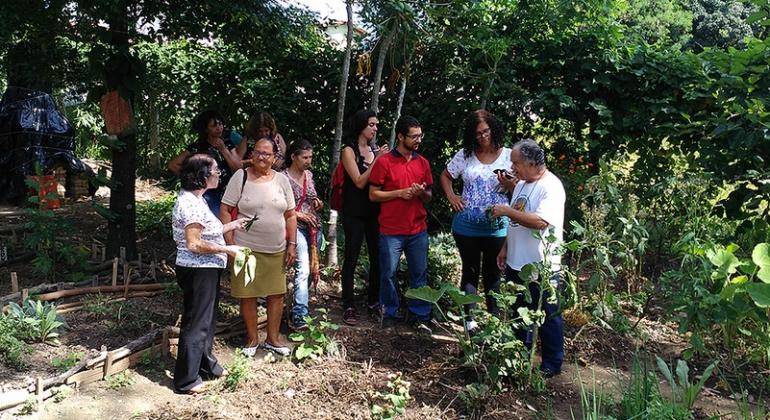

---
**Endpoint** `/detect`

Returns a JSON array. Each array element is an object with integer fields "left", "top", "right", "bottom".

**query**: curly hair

[
  {"left": 462, "top": 110, "right": 504, "bottom": 159},
  {"left": 512, "top": 139, "right": 545, "bottom": 167},
  {"left": 180, "top": 153, "right": 215, "bottom": 191},
  {"left": 343, "top": 109, "right": 377, "bottom": 148},
  {"left": 191, "top": 110, "right": 224, "bottom": 144}
]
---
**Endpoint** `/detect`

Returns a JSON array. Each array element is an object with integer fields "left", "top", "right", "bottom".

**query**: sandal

[
  {"left": 262, "top": 341, "right": 291, "bottom": 357},
  {"left": 242, "top": 345, "right": 258, "bottom": 358},
  {"left": 186, "top": 382, "right": 208, "bottom": 395},
  {"left": 343, "top": 307, "right": 358, "bottom": 326}
]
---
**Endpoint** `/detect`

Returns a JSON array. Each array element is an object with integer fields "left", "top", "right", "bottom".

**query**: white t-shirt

[
  {"left": 172, "top": 190, "right": 227, "bottom": 268},
  {"left": 505, "top": 171, "right": 565, "bottom": 272}
]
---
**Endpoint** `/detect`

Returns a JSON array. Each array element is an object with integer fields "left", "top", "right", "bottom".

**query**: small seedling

[
  {"left": 222, "top": 352, "right": 252, "bottom": 391},
  {"left": 370, "top": 373, "right": 411, "bottom": 420},
  {"left": 51, "top": 351, "right": 84, "bottom": 371},
  {"left": 52, "top": 385, "right": 73, "bottom": 403},
  {"left": 106, "top": 371, "right": 134, "bottom": 389},
  {"left": 289, "top": 308, "right": 339, "bottom": 362}
]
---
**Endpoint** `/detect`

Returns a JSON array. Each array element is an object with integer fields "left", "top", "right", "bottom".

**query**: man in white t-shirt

[{"left": 490, "top": 138, "right": 565, "bottom": 378}]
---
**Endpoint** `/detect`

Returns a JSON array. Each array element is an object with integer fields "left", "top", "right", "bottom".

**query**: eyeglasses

[
  {"left": 476, "top": 128, "right": 491, "bottom": 139},
  {"left": 406, "top": 133, "right": 424, "bottom": 141},
  {"left": 253, "top": 151, "right": 275, "bottom": 159},
  {"left": 211, "top": 168, "right": 222, "bottom": 176}
]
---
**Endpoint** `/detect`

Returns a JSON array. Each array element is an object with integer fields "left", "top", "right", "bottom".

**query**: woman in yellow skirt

[{"left": 221, "top": 137, "right": 297, "bottom": 356}]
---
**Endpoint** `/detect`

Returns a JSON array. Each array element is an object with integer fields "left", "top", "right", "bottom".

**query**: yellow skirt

[{"left": 230, "top": 251, "right": 286, "bottom": 298}]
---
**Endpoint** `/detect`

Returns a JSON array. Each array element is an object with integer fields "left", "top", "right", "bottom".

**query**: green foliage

[
  {"left": 24, "top": 174, "right": 85, "bottom": 280},
  {"left": 136, "top": 193, "right": 176, "bottom": 234},
  {"left": 81, "top": 293, "right": 114, "bottom": 317},
  {"left": 655, "top": 356, "right": 719, "bottom": 412},
  {"left": 619, "top": 0, "right": 693, "bottom": 46},
  {"left": 427, "top": 232, "right": 461, "bottom": 285},
  {"left": 51, "top": 385, "right": 73, "bottom": 403},
  {"left": 6, "top": 299, "right": 66, "bottom": 343},
  {"left": 16, "top": 397, "right": 38, "bottom": 416},
  {"left": 570, "top": 369, "right": 614, "bottom": 420},
  {"left": 222, "top": 352, "right": 252, "bottom": 392},
  {"left": 106, "top": 371, "right": 134, "bottom": 389},
  {"left": 370, "top": 372, "right": 412, "bottom": 420},
  {"left": 288, "top": 308, "right": 340, "bottom": 361},
  {"left": 0, "top": 314, "right": 28, "bottom": 369},
  {"left": 663, "top": 242, "right": 770, "bottom": 364},
  {"left": 688, "top": 0, "right": 759, "bottom": 50},
  {"left": 136, "top": 349, "right": 164, "bottom": 373},
  {"left": 618, "top": 355, "right": 691, "bottom": 419},
  {"left": 51, "top": 351, "right": 84, "bottom": 371}
]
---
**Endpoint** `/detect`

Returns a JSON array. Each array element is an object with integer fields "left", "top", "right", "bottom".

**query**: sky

[{"left": 289, "top": 0, "right": 351, "bottom": 20}]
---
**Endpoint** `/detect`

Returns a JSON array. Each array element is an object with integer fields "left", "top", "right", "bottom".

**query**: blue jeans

[
  {"left": 506, "top": 266, "right": 564, "bottom": 373},
  {"left": 291, "top": 229, "right": 311, "bottom": 325},
  {"left": 379, "top": 231, "right": 430, "bottom": 321}
]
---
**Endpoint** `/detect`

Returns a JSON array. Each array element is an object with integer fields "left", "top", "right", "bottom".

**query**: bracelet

[{"left": 287, "top": 241, "right": 297, "bottom": 246}]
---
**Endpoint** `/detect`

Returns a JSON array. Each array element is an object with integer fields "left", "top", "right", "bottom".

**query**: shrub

[
  {"left": 136, "top": 193, "right": 176, "bottom": 234},
  {"left": 289, "top": 308, "right": 340, "bottom": 362},
  {"left": 0, "top": 315, "right": 28, "bottom": 369},
  {"left": 6, "top": 299, "right": 67, "bottom": 343}
]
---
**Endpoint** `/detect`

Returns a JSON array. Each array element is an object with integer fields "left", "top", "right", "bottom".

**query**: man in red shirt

[{"left": 369, "top": 116, "right": 434, "bottom": 335}]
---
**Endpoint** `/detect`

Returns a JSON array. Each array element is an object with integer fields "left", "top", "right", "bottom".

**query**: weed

[
  {"left": 222, "top": 352, "right": 252, "bottom": 391},
  {"left": 289, "top": 308, "right": 340, "bottom": 361},
  {"left": 16, "top": 397, "right": 38, "bottom": 415},
  {"left": 52, "top": 385, "right": 73, "bottom": 403},
  {"left": 51, "top": 351, "right": 84, "bottom": 371},
  {"left": 570, "top": 369, "right": 613, "bottom": 420},
  {"left": 370, "top": 373, "right": 411, "bottom": 420},
  {"left": 137, "top": 349, "right": 164, "bottom": 373},
  {"left": 136, "top": 193, "right": 176, "bottom": 234},
  {"left": 0, "top": 314, "right": 28, "bottom": 369},
  {"left": 655, "top": 356, "right": 718, "bottom": 412},
  {"left": 217, "top": 301, "right": 240, "bottom": 319},
  {"left": 106, "top": 371, "right": 135, "bottom": 389},
  {"left": 81, "top": 293, "right": 113, "bottom": 317}
]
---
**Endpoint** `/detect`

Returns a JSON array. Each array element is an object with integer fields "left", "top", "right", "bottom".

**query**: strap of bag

[{"left": 234, "top": 169, "right": 247, "bottom": 209}]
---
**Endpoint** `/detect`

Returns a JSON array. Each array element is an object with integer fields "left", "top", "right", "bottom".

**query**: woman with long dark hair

[
  {"left": 245, "top": 111, "right": 287, "bottom": 170},
  {"left": 168, "top": 110, "right": 247, "bottom": 215},
  {"left": 339, "top": 110, "right": 389, "bottom": 325},
  {"left": 282, "top": 139, "right": 323, "bottom": 330},
  {"left": 439, "top": 110, "right": 516, "bottom": 332}
]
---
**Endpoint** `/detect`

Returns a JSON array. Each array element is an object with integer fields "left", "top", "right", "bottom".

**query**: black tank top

[{"left": 342, "top": 145, "right": 380, "bottom": 217}]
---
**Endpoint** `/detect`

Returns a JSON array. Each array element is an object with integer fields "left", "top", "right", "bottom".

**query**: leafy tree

[
  {"left": 619, "top": 0, "right": 692, "bottom": 46},
  {"left": 688, "top": 0, "right": 758, "bottom": 51}
]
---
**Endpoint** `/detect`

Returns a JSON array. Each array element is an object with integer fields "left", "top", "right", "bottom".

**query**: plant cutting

[{"left": 233, "top": 248, "right": 257, "bottom": 286}]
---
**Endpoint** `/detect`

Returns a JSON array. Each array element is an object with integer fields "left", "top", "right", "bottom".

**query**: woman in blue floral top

[{"left": 439, "top": 110, "right": 517, "bottom": 332}]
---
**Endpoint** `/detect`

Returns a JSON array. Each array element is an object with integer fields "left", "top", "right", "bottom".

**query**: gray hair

[{"left": 512, "top": 139, "right": 545, "bottom": 167}]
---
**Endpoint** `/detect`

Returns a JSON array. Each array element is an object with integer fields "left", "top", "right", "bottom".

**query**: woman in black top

[
  {"left": 339, "top": 110, "right": 389, "bottom": 325},
  {"left": 168, "top": 110, "right": 247, "bottom": 215}
]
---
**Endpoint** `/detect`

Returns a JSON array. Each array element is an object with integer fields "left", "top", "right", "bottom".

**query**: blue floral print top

[{"left": 446, "top": 147, "right": 512, "bottom": 237}]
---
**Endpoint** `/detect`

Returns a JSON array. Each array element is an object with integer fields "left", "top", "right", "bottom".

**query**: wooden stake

[
  {"left": 138, "top": 254, "right": 142, "bottom": 270},
  {"left": 119, "top": 247, "right": 126, "bottom": 263},
  {"left": 35, "top": 377, "right": 43, "bottom": 401},
  {"left": 111, "top": 258, "right": 118, "bottom": 287},
  {"left": 92, "top": 275, "right": 98, "bottom": 287},
  {"left": 149, "top": 261, "right": 156, "bottom": 280},
  {"left": 10, "top": 272, "right": 18, "bottom": 293},
  {"left": 91, "top": 241, "right": 98, "bottom": 260},
  {"left": 101, "top": 247, "right": 106, "bottom": 262},
  {"left": 161, "top": 329, "right": 169, "bottom": 358},
  {"left": 103, "top": 353, "right": 114, "bottom": 379},
  {"left": 20, "top": 288, "right": 28, "bottom": 302}
]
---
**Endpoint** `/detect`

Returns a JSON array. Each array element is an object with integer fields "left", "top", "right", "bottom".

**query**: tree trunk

[
  {"left": 369, "top": 24, "right": 397, "bottom": 114},
  {"left": 326, "top": 0, "right": 355, "bottom": 267},
  {"left": 388, "top": 70, "right": 408, "bottom": 148},
  {"left": 104, "top": 7, "right": 138, "bottom": 260},
  {"left": 149, "top": 97, "right": 160, "bottom": 174}
]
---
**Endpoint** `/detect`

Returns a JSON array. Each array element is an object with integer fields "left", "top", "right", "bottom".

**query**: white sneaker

[{"left": 465, "top": 320, "right": 478, "bottom": 332}]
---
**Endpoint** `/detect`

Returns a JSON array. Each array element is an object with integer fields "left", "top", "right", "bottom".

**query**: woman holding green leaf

[
  {"left": 171, "top": 154, "right": 248, "bottom": 394},
  {"left": 220, "top": 138, "right": 298, "bottom": 357}
]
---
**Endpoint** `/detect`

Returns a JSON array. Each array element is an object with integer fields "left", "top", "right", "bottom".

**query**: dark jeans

[
  {"left": 174, "top": 266, "right": 225, "bottom": 392},
  {"left": 341, "top": 213, "right": 380, "bottom": 309},
  {"left": 453, "top": 233, "right": 505, "bottom": 318},
  {"left": 506, "top": 266, "right": 564, "bottom": 373}
]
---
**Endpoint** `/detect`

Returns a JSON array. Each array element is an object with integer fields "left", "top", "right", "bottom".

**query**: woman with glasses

[
  {"left": 339, "top": 109, "right": 390, "bottom": 325},
  {"left": 245, "top": 111, "right": 287, "bottom": 170},
  {"left": 171, "top": 154, "right": 247, "bottom": 394},
  {"left": 439, "top": 110, "right": 516, "bottom": 332},
  {"left": 220, "top": 138, "right": 298, "bottom": 356},
  {"left": 168, "top": 110, "right": 247, "bottom": 215}
]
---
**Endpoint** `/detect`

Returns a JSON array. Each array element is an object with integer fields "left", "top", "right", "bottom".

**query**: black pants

[
  {"left": 174, "top": 266, "right": 225, "bottom": 393},
  {"left": 341, "top": 213, "right": 380, "bottom": 309},
  {"left": 453, "top": 233, "right": 505, "bottom": 317}
]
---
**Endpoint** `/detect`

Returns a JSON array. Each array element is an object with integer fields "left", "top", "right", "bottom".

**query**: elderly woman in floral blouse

[{"left": 171, "top": 153, "right": 246, "bottom": 394}]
